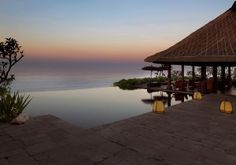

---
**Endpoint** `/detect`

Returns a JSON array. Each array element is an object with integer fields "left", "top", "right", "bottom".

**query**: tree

[
  {"left": 0, "top": 38, "right": 30, "bottom": 123},
  {"left": 0, "top": 38, "right": 24, "bottom": 85}
]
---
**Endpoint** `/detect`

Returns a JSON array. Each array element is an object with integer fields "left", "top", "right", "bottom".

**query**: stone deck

[{"left": 1, "top": 94, "right": 236, "bottom": 165}]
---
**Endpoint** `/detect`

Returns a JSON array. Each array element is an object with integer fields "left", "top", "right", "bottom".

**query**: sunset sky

[{"left": 0, "top": 0, "right": 234, "bottom": 63}]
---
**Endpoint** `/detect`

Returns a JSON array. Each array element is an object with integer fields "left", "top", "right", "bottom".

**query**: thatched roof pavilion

[
  {"left": 145, "top": 2, "right": 236, "bottom": 65},
  {"left": 145, "top": 1, "right": 236, "bottom": 93}
]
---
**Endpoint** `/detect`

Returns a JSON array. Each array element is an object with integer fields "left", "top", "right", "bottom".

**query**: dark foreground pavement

[{"left": 1, "top": 94, "right": 236, "bottom": 165}]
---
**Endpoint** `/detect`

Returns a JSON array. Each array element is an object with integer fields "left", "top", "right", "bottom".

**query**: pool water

[{"left": 25, "top": 87, "right": 191, "bottom": 128}]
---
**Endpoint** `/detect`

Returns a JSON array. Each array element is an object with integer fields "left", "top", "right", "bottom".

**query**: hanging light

[
  {"left": 153, "top": 101, "right": 165, "bottom": 113},
  {"left": 220, "top": 100, "right": 233, "bottom": 114},
  {"left": 193, "top": 92, "right": 203, "bottom": 100}
]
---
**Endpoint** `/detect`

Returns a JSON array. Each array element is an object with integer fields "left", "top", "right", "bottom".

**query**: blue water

[
  {"left": 24, "top": 87, "right": 152, "bottom": 128},
  {"left": 9, "top": 62, "right": 151, "bottom": 128},
  {"left": 11, "top": 61, "right": 148, "bottom": 92},
  {"left": 10, "top": 62, "right": 190, "bottom": 128}
]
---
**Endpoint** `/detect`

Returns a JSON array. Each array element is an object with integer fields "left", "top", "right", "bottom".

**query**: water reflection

[
  {"left": 25, "top": 87, "right": 152, "bottom": 128},
  {"left": 24, "top": 87, "right": 192, "bottom": 128},
  {"left": 141, "top": 91, "right": 192, "bottom": 107}
]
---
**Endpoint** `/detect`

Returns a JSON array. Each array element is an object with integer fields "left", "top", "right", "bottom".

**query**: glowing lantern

[
  {"left": 153, "top": 101, "right": 165, "bottom": 113},
  {"left": 193, "top": 92, "right": 203, "bottom": 100},
  {"left": 220, "top": 100, "right": 233, "bottom": 114}
]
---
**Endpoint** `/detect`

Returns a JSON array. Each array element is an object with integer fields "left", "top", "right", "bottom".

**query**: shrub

[
  {"left": 0, "top": 89, "right": 31, "bottom": 122},
  {"left": 113, "top": 77, "right": 168, "bottom": 90}
]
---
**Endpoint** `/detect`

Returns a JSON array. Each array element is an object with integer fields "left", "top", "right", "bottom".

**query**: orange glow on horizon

[
  {"left": 23, "top": 38, "right": 171, "bottom": 62},
  {"left": 1, "top": 0, "right": 232, "bottom": 63}
]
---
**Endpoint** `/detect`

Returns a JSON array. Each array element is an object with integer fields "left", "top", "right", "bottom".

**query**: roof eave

[{"left": 147, "top": 56, "right": 236, "bottom": 65}]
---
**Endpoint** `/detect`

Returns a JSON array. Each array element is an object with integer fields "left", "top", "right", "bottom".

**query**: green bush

[
  {"left": 113, "top": 77, "right": 168, "bottom": 90},
  {"left": 0, "top": 91, "right": 31, "bottom": 122}
]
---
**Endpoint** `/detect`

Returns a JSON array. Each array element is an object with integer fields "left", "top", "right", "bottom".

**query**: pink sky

[{"left": 1, "top": 0, "right": 233, "bottom": 63}]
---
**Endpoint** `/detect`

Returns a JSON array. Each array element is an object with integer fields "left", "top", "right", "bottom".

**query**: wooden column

[
  {"left": 228, "top": 66, "right": 231, "bottom": 78},
  {"left": 200, "top": 66, "right": 207, "bottom": 94},
  {"left": 213, "top": 66, "right": 218, "bottom": 92},
  {"left": 167, "top": 64, "right": 172, "bottom": 106},
  {"left": 149, "top": 70, "right": 152, "bottom": 85},
  {"left": 192, "top": 66, "right": 195, "bottom": 81},
  {"left": 167, "top": 93, "right": 171, "bottom": 107},
  {"left": 167, "top": 64, "right": 172, "bottom": 90},
  {"left": 221, "top": 66, "right": 226, "bottom": 91},
  {"left": 228, "top": 66, "right": 232, "bottom": 89},
  {"left": 201, "top": 66, "right": 206, "bottom": 80},
  {"left": 181, "top": 65, "right": 184, "bottom": 81}
]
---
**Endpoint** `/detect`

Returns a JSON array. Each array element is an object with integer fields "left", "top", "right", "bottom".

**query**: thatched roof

[{"left": 145, "top": 2, "right": 236, "bottom": 65}]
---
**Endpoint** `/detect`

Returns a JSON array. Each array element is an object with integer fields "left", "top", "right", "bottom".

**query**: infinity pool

[{"left": 24, "top": 87, "right": 190, "bottom": 128}]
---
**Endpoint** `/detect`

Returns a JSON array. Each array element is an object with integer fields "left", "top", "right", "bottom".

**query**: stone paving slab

[{"left": 0, "top": 94, "right": 236, "bottom": 164}]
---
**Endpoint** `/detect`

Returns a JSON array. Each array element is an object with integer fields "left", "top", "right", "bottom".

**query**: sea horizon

[
  {"left": 11, "top": 59, "right": 195, "bottom": 92},
  {"left": 11, "top": 60, "right": 149, "bottom": 92}
]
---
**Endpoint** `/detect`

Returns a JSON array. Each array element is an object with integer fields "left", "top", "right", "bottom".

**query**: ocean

[{"left": 11, "top": 61, "right": 148, "bottom": 92}]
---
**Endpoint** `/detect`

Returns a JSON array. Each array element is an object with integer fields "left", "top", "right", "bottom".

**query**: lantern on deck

[
  {"left": 193, "top": 92, "right": 203, "bottom": 100},
  {"left": 153, "top": 101, "right": 165, "bottom": 113},
  {"left": 220, "top": 100, "right": 233, "bottom": 114}
]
